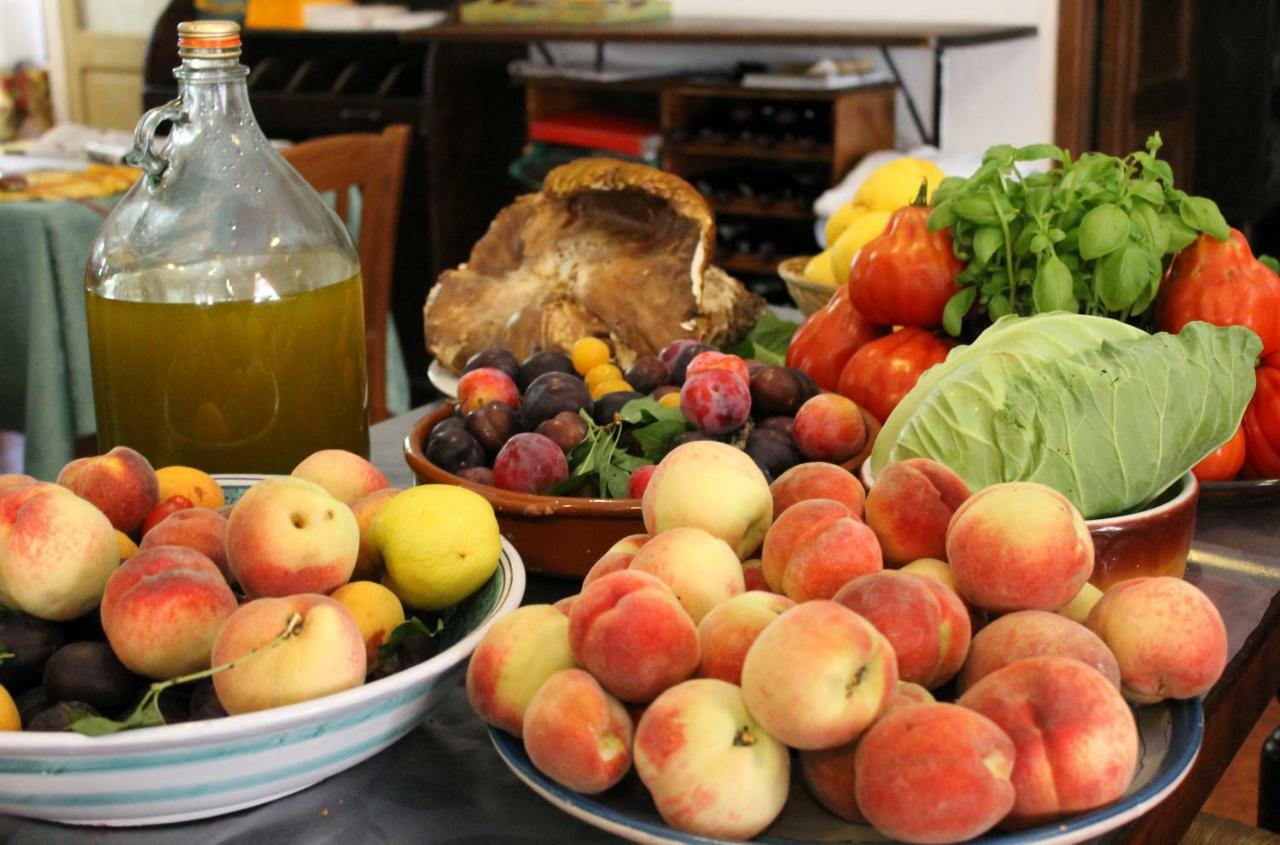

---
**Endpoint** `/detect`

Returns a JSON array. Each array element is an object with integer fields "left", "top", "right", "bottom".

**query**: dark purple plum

[
  {"left": 463, "top": 348, "right": 520, "bottom": 381},
  {"left": 466, "top": 401, "right": 520, "bottom": 456},
  {"left": 187, "top": 681, "right": 227, "bottom": 721},
  {"left": 651, "top": 385, "right": 680, "bottom": 401},
  {"left": 521, "top": 371, "right": 592, "bottom": 430},
  {"left": 757, "top": 416, "right": 795, "bottom": 436},
  {"left": 426, "top": 427, "right": 487, "bottom": 474},
  {"left": 0, "top": 613, "right": 64, "bottom": 693},
  {"left": 659, "top": 339, "right": 700, "bottom": 367},
  {"left": 537, "top": 411, "right": 589, "bottom": 453},
  {"left": 42, "top": 642, "right": 140, "bottom": 715},
  {"left": 27, "top": 701, "right": 101, "bottom": 732},
  {"left": 746, "top": 428, "right": 803, "bottom": 480},
  {"left": 457, "top": 466, "right": 496, "bottom": 486},
  {"left": 670, "top": 343, "right": 716, "bottom": 385},
  {"left": 517, "top": 350, "right": 576, "bottom": 393},
  {"left": 493, "top": 433, "right": 570, "bottom": 493},
  {"left": 791, "top": 367, "right": 821, "bottom": 402},
  {"left": 624, "top": 356, "right": 670, "bottom": 394},
  {"left": 750, "top": 366, "right": 807, "bottom": 418},
  {"left": 593, "top": 391, "right": 644, "bottom": 427}
]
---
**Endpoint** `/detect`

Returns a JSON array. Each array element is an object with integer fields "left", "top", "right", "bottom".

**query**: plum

[
  {"left": 625, "top": 356, "right": 670, "bottom": 394},
  {"left": 518, "top": 350, "right": 576, "bottom": 392},
  {"left": 457, "top": 466, "right": 496, "bottom": 486},
  {"left": 537, "top": 411, "right": 589, "bottom": 453},
  {"left": 463, "top": 348, "right": 520, "bottom": 382},
  {"left": 681, "top": 370, "right": 752, "bottom": 434},
  {"left": 670, "top": 342, "right": 716, "bottom": 385},
  {"left": 493, "top": 433, "right": 571, "bottom": 493},
  {"left": 466, "top": 401, "right": 520, "bottom": 456},
  {"left": 426, "top": 426, "right": 487, "bottom": 474},
  {"left": 0, "top": 613, "right": 65, "bottom": 693},
  {"left": 757, "top": 416, "right": 795, "bottom": 436},
  {"left": 27, "top": 700, "right": 101, "bottom": 732},
  {"left": 751, "top": 366, "right": 808, "bottom": 418},
  {"left": 188, "top": 680, "right": 228, "bottom": 721},
  {"left": 746, "top": 428, "right": 803, "bottom": 480},
  {"left": 521, "top": 372, "right": 592, "bottom": 430},
  {"left": 43, "top": 642, "right": 141, "bottom": 715},
  {"left": 593, "top": 391, "right": 644, "bottom": 426}
]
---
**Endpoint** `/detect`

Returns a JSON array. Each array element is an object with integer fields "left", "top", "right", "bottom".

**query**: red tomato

[
  {"left": 786, "top": 285, "right": 884, "bottom": 392},
  {"left": 1193, "top": 425, "right": 1246, "bottom": 482},
  {"left": 848, "top": 204, "right": 963, "bottom": 327},
  {"left": 141, "top": 495, "right": 194, "bottom": 536},
  {"left": 1156, "top": 229, "right": 1280, "bottom": 357},
  {"left": 1243, "top": 358, "right": 1280, "bottom": 478},
  {"left": 835, "top": 327, "right": 955, "bottom": 424}
]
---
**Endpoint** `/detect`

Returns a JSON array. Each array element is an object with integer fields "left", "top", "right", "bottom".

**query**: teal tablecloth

[{"left": 0, "top": 194, "right": 410, "bottom": 481}]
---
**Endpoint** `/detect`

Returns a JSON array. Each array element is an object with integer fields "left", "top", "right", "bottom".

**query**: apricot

[
  {"left": 761, "top": 498, "right": 881, "bottom": 602},
  {"left": 628, "top": 526, "right": 745, "bottom": 623},
  {"left": 155, "top": 465, "right": 225, "bottom": 510},
  {"left": 864, "top": 459, "right": 970, "bottom": 566},
  {"left": 960, "top": 610, "right": 1120, "bottom": 692},
  {"left": 770, "top": 462, "right": 866, "bottom": 518},
  {"left": 115, "top": 530, "right": 138, "bottom": 561},
  {"left": 57, "top": 446, "right": 159, "bottom": 535},
  {"left": 331, "top": 580, "right": 406, "bottom": 666},
  {"left": 522, "top": 668, "right": 633, "bottom": 794}
]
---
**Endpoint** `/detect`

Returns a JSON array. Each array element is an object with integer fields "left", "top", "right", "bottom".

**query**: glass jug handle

[{"left": 125, "top": 99, "right": 186, "bottom": 185}]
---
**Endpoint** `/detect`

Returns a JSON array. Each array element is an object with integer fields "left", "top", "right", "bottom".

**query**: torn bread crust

[{"left": 424, "top": 158, "right": 765, "bottom": 373}]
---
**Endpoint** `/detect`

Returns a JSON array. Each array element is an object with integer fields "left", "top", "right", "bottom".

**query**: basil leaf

[
  {"left": 943, "top": 287, "right": 978, "bottom": 336},
  {"left": 1095, "top": 243, "right": 1154, "bottom": 312},
  {"left": 954, "top": 194, "right": 1001, "bottom": 226},
  {"left": 1033, "top": 257, "right": 1076, "bottom": 313},
  {"left": 973, "top": 226, "right": 1004, "bottom": 266},
  {"left": 1078, "top": 204, "right": 1131, "bottom": 260},
  {"left": 730, "top": 311, "right": 799, "bottom": 364},
  {"left": 1014, "top": 143, "right": 1064, "bottom": 162},
  {"left": 1161, "top": 212, "right": 1199, "bottom": 252},
  {"left": 1260, "top": 255, "right": 1280, "bottom": 275},
  {"left": 927, "top": 202, "right": 956, "bottom": 231},
  {"left": 1179, "top": 196, "right": 1230, "bottom": 241},
  {"left": 631, "top": 418, "right": 692, "bottom": 463},
  {"left": 989, "top": 293, "right": 1013, "bottom": 319}
]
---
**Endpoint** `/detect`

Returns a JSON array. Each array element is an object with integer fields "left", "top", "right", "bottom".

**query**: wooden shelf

[
  {"left": 666, "top": 139, "right": 832, "bottom": 162},
  {"left": 668, "top": 82, "right": 895, "bottom": 102},
  {"left": 711, "top": 198, "right": 814, "bottom": 220},
  {"left": 721, "top": 253, "right": 784, "bottom": 276}
]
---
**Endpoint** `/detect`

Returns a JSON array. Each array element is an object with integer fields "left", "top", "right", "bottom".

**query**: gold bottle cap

[{"left": 177, "top": 20, "right": 242, "bottom": 60}]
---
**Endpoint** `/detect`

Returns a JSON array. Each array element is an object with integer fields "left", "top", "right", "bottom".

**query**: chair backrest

[{"left": 282, "top": 125, "right": 411, "bottom": 423}]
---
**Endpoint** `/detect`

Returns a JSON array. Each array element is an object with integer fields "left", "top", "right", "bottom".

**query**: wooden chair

[{"left": 282, "top": 124, "right": 412, "bottom": 423}]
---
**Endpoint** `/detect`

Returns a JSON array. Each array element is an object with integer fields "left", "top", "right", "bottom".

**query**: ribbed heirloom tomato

[
  {"left": 786, "top": 286, "right": 883, "bottom": 392},
  {"left": 1243, "top": 356, "right": 1280, "bottom": 478},
  {"left": 836, "top": 327, "right": 955, "bottom": 424},
  {"left": 1193, "top": 426, "right": 1246, "bottom": 483},
  {"left": 1156, "top": 229, "right": 1280, "bottom": 357}
]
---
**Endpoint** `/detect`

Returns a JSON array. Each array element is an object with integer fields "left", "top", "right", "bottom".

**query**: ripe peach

[
  {"left": 958, "top": 656, "right": 1139, "bottom": 827},
  {"left": 635, "top": 679, "right": 790, "bottom": 840},
  {"left": 582, "top": 533, "right": 650, "bottom": 588},
  {"left": 225, "top": 476, "right": 359, "bottom": 597},
  {"left": 568, "top": 570, "right": 700, "bottom": 703},
  {"left": 100, "top": 546, "right": 238, "bottom": 678},
  {"left": 740, "top": 600, "right": 897, "bottom": 750},
  {"left": 348, "top": 487, "right": 400, "bottom": 581},
  {"left": 891, "top": 681, "right": 937, "bottom": 709},
  {"left": 0, "top": 474, "right": 35, "bottom": 495},
  {"left": 1086, "top": 576, "right": 1228, "bottom": 703},
  {"left": 834, "top": 571, "right": 970, "bottom": 689},
  {"left": 291, "top": 449, "right": 391, "bottom": 506},
  {"left": 865, "top": 459, "right": 971, "bottom": 566},
  {"left": 212, "top": 593, "right": 367, "bottom": 714},
  {"left": 696, "top": 591, "right": 795, "bottom": 685},
  {"left": 139, "top": 508, "right": 230, "bottom": 581},
  {"left": 792, "top": 394, "right": 868, "bottom": 463},
  {"left": 770, "top": 462, "right": 865, "bottom": 518},
  {"left": 761, "top": 498, "right": 881, "bottom": 602},
  {"left": 522, "top": 668, "right": 634, "bottom": 794},
  {"left": 57, "top": 446, "right": 159, "bottom": 535},
  {"left": 154, "top": 465, "right": 225, "bottom": 510},
  {"left": 900, "top": 557, "right": 958, "bottom": 591},
  {"left": 628, "top": 526, "right": 745, "bottom": 623},
  {"left": 331, "top": 581, "right": 406, "bottom": 665},
  {"left": 0, "top": 482, "right": 118, "bottom": 620},
  {"left": 1057, "top": 582, "right": 1105, "bottom": 624},
  {"left": 642, "top": 441, "right": 773, "bottom": 559},
  {"left": 466, "top": 604, "right": 578, "bottom": 736},
  {"left": 855, "top": 703, "right": 1017, "bottom": 843},
  {"left": 947, "top": 482, "right": 1094, "bottom": 612},
  {"left": 741, "top": 558, "right": 768, "bottom": 591},
  {"left": 960, "top": 610, "right": 1120, "bottom": 692},
  {"left": 553, "top": 594, "right": 577, "bottom": 615}
]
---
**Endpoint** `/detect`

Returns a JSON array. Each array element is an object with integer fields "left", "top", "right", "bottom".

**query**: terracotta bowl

[
  {"left": 861, "top": 462, "right": 1199, "bottom": 591},
  {"left": 405, "top": 403, "right": 880, "bottom": 579}
]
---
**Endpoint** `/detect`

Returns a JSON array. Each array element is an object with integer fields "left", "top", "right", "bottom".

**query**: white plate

[
  {"left": 429, "top": 358, "right": 460, "bottom": 399},
  {"left": 0, "top": 475, "right": 526, "bottom": 826},
  {"left": 490, "top": 697, "right": 1202, "bottom": 845}
]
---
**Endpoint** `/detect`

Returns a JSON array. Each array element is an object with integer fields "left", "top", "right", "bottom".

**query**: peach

[
  {"left": 552, "top": 594, "right": 577, "bottom": 615},
  {"left": 225, "top": 476, "right": 358, "bottom": 597},
  {"left": 466, "top": 604, "right": 578, "bottom": 736},
  {"left": 100, "top": 545, "right": 238, "bottom": 678},
  {"left": 1086, "top": 576, "right": 1228, "bottom": 703},
  {"left": 865, "top": 459, "right": 971, "bottom": 566},
  {"left": 741, "top": 558, "right": 768, "bottom": 591},
  {"left": 1057, "top": 582, "right": 1105, "bottom": 624},
  {"left": 522, "top": 668, "right": 634, "bottom": 794},
  {"left": 348, "top": 487, "right": 400, "bottom": 581},
  {"left": 0, "top": 474, "right": 35, "bottom": 494},
  {"left": 642, "top": 441, "right": 772, "bottom": 559},
  {"left": 457, "top": 367, "right": 520, "bottom": 413},
  {"left": 635, "top": 679, "right": 790, "bottom": 840},
  {"left": 628, "top": 526, "right": 745, "bottom": 623},
  {"left": 900, "top": 557, "right": 958, "bottom": 591},
  {"left": 770, "top": 462, "right": 866, "bottom": 518},
  {"left": 568, "top": 570, "right": 700, "bottom": 703},
  {"left": 139, "top": 508, "right": 230, "bottom": 581},
  {"left": 855, "top": 703, "right": 1017, "bottom": 843},
  {"left": 792, "top": 394, "right": 869, "bottom": 463},
  {"left": 958, "top": 656, "right": 1139, "bottom": 826},
  {"left": 834, "top": 571, "right": 971, "bottom": 689},
  {"left": 57, "top": 446, "right": 159, "bottom": 535},
  {"left": 581, "top": 533, "right": 650, "bottom": 588},
  {"left": 331, "top": 580, "right": 406, "bottom": 665},
  {"left": 0, "top": 482, "right": 118, "bottom": 620},
  {"left": 761, "top": 498, "right": 881, "bottom": 602},
  {"left": 960, "top": 610, "right": 1120, "bottom": 692},
  {"left": 291, "top": 449, "right": 391, "bottom": 506},
  {"left": 212, "top": 594, "right": 366, "bottom": 715},
  {"left": 154, "top": 465, "right": 225, "bottom": 510},
  {"left": 696, "top": 590, "right": 795, "bottom": 685},
  {"left": 740, "top": 600, "right": 897, "bottom": 749},
  {"left": 947, "top": 482, "right": 1094, "bottom": 612},
  {"left": 891, "top": 681, "right": 936, "bottom": 709}
]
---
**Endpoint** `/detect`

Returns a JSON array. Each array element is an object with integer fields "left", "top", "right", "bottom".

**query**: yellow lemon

[
  {"left": 823, "top": 201, "right": 862, "bottom": 246},
  {"left": 853, "top": 157, "right": 945, "bottom": 211},
  {"left": 571, "top": 337, "right": 611, "bottom": 376},
  {"left": 371, "top": 485, "right": 501, "bottom": 611},
  {"left": 331, "top": 580, "right": 407, "bottom": 665},
  {"left": 830, "top": 209, "right": 894, "bottom": 282},
  {"left": 0, "top": 685, "right": 19, "bottom": 731},
  {"left": 803, "top": 251, "right": 839, "bottom": 287}
]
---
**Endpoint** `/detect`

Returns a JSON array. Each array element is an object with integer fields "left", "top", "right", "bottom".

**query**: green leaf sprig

[
  {"left": 729, "top": 312, "right": 800, "bottom": 365},
  {"left": 377, "top": 616, "right": 444, "bottom": 664},
  {"left": 546, "top": 410, "right": 654, "bottom": 500},
  {"left": 929, "top": 133, "right": 1230, "bottom": 335}
]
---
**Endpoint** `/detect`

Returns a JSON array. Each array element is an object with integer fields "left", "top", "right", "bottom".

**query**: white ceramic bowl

[{"left": 0, "top": 476, "right": 526, "bottom": 826}]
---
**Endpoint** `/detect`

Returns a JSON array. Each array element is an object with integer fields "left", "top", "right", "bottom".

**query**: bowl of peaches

[
  {"left": 406, "top": 338, "right": 878, "bottom": 577},
  {"left": 0, "top": 448, "right": 524, "bottom": 825}
]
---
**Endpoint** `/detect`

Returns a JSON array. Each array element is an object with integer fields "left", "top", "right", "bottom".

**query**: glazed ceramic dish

[
  {"left": 860, "top": 464, "right": 1199, "bottom": 591},
  {"left": 489, "top": 697, "right": 1202, "bottom": 845},
  {"left": 0, "top": 475, "right": 526, "bottom": 827}
]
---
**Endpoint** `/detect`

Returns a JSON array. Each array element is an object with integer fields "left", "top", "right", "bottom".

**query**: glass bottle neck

[{"left": 175, "top": 58, "right": 253, "bottom": 126}]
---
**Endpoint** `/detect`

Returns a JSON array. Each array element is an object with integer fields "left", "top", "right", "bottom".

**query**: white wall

[{"left": 0, "top": 0, "right": 46, "bottom": 66}]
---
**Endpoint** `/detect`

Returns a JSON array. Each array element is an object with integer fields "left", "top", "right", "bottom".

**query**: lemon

[
  {"left": 830, "top": 209, "right": 893, "bottom": 282},
  {"left": 823, "top": 201, "right": 861, "bottom": 246},
  {"left": 803, "top": 251, "right": 839, "bottom": 287},
  {"left": 0, "top": 684, "right": 19, "bottom": 731},
  {"left": 853, "top": 157, "right": 945, "bottom": 211},
  {"left": 371, "top": 485, "right": 501, "bottom": 611}
]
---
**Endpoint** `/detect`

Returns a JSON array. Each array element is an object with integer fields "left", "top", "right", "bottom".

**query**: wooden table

[{"left": 0, "top": 405, "right": 1276, "bottom": 843}]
